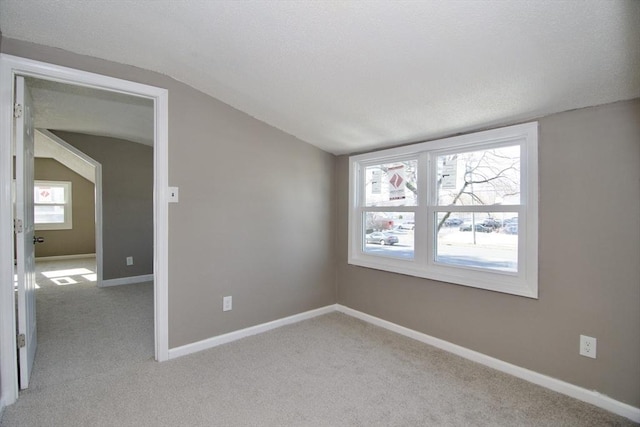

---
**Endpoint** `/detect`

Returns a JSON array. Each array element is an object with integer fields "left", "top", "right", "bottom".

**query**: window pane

[
  {"left": 34, "top": 185, "right": 66, "bottom": 204},
  {"left": 365, "top": 160, "right": 417, "bottom": 207},
  {"left": 436, "top": 145, "right": 520, "bottom": 206},
  {"left": 435, "top": 212, "right": 518, "bottom": 273},
  {"left": 35, "top": 205, "right": 65, "bottom": 224},
  {"left": 363, "top": 211, "right": 414, "bottom": 260}
]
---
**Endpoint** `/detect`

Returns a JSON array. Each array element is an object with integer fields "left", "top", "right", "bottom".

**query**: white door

[{"left": 15, "top": 76, "right": 37, "bottom": 389}]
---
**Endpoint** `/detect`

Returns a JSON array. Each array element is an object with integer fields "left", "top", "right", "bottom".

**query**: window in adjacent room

[
  {"left": 348, "top": 122, "right": 538, "bottom": 298},
  {"left": 34, "top": 180, "right": 72, "bottom": 230}
]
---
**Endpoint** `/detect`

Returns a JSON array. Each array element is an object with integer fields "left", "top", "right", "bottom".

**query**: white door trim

[{"left": 0, "top": 53, "right": 170, "bottom": 407}]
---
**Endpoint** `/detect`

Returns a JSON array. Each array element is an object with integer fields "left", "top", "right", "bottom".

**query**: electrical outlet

[
  {"left": 126, "top": 256, "right": 134, "bottom": 266},
  {"left": 580, "top": 335, "right": 597, "bottom": 359},
  {"left": 223, "top": 296, "right": 232, "bottom": 312}
]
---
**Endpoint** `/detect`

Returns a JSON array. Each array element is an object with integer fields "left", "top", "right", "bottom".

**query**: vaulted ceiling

[
  {"left": 1, "top": 0, "right": 639, "bottom": 154},
  {"left": 26, "top": 78, "right": 154, "bottom": 146}
]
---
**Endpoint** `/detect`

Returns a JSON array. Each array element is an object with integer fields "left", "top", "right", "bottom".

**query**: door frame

[{"left": 0, "top": 54, "right": 170, "bottom": 407}]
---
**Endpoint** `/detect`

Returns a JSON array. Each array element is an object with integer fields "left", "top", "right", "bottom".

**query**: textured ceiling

[
  {"left": 26, "top": 78, "right": 154, "bottom": 146},
  {"left": 1, "top": 0, "right": 639, "bottom": 154}
]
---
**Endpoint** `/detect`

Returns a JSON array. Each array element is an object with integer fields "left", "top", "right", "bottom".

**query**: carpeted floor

[
  {"left": 1, "top": 264, "right": 635, "bottom": 426},
  {"left": 23, "top": 258, "right": 155, "bottom": 391}
]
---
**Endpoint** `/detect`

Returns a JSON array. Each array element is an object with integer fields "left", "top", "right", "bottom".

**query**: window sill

[{"left": 347, "top": 255, "right": 537, "bottom": 299}]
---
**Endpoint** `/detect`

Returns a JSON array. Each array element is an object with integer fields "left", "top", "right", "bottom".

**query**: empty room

[{"left": 0, "top": 1, "right": 639, "bottom": 426}]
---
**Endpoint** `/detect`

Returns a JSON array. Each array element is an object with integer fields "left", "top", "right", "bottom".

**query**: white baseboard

[
  {"left": 164, "top": 303, "right": 639, "bottom": 422},
  {"left": 168, "top": 305, "right": 336, "bottom": 359},
  {"left": 336, "top": 304, "right": 640, "bottom": 423},
  {"left": 100, "top": 274, "right": 154, "bottom": 287},
  {"left": 36, "top": 253, "right": 96, "bottom": 261}
]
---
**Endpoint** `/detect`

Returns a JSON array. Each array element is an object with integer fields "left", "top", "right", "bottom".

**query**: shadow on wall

[{"left": 51, "top": 131, "right": 153, "bottom": 281}]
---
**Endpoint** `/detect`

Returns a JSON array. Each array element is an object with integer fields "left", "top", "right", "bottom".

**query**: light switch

[{"left": 169, "top": 187, "right": 179, "bottom": 203}]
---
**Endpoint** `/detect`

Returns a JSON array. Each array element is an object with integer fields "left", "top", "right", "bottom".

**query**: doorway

[
  {"left": 0, "top": 54, "right": 169, "bottom": 407},
  {"left": 25, "top": 89, "right": 151, "bottom": 389}
]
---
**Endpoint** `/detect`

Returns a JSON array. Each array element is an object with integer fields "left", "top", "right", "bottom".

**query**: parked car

[
  {"left": 389, "top": 225, "right": 407, "bottom": 234},
  {"left": 459, "top": 223, "right": 492, "bottom": 233},
  {"left": 365, "top": 231, "right": 399, "bottom": 245},
  {"left": 503, "top": 217, "right": 518, "bottom": 226},
  {"left": 503, "top": 225, "right": 518, "bottom": 235},
  {"left": 482, "top": 218, "right": 502, "bottom": 229},
  {"left": 444, "top": 217, "right": 463, "bottom": 226},
  {"left": 398, "top": 221, "right": 415, "bottom": 230}
]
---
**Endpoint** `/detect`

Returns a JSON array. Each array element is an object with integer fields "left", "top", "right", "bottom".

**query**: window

[
  {"left": 34, "top": 181, "right": 72, "bottom": 230},
  {"left": 348, "top": 122, "right": 538, "bottom": 298}
]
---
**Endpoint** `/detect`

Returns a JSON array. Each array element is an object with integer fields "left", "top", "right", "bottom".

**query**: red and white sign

[
  {"left": 388, "top": 165, "right": 405, "bottom": 200},
  {"left": 36, "top": 187, "right": 52, "bottom": 203}
]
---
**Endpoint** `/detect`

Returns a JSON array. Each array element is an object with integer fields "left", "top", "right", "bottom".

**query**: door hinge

[
  {"left": 14, "top": 103, "right": 23, "bottom": 119},
  {"left": 17, "top": 333, "right": 25, "bottom": 348},
  {"left": 14, "top": 218, "right": 23, "bottom": 233}
]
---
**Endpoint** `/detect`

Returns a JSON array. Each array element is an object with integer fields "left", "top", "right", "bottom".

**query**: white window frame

[
  {"left": 348, "top": 122, "right": 538, "bottom": 298},
  {"left": 34, "top": 180, "right": 73, "bottom": 230}
]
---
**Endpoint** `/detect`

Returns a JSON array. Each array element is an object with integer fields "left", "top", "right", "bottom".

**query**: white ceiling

[
  {"left": 1, "top": 0, "right": 639, "bottom": 155},
  {"left": 26, "top": 78, "right": 154, "bottom": 146}
]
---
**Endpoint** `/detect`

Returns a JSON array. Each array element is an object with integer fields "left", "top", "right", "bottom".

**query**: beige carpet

[
  {"left": 24, "top": 258, "right": 155, "bottom": 391},
  {"left": 1, "top": 270, "right": 634, "bottom": 426}
]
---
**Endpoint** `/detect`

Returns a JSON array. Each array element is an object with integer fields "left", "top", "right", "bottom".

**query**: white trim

[
  {"left": 0, "top": 53, "right": 170, "bottom": 406},
  {"left": 100, "top": 274, "right": 154, "bottom": 287},
  {"left": 36, "top": 253, "right": 96, "bottom": 261},
  {"left": 168, "top": 305, "right": 336, "bottom": 359},
  {"left": 154, "top": 84, "right": 169, "bottom": 362},
  {"left": 336, "top": 305, "right": 640, "bottom": 423},
  {"left": 0, "top": 53, "right": 20, "bottom": 408},
  {"left": 95, "top": 164, "right": 103, "bottom": 288}
]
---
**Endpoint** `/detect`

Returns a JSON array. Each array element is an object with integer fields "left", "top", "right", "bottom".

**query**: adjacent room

[
  {"left": 0, "top": 1, "right": 638, "bottom": 425},
  {"left": 23, "top": 78, "right": 156, "bottom": 392}
]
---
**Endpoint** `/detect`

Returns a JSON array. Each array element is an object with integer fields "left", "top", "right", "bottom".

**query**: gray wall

[
  {"left": 166, "top": 84, "right": 335, "bottom": 347},
  {"left": 1, "top": 38, "right": 336, "bottom": 350},
  {"left": 34, "top": 158, "right": 95, "bottom": 257},
  {"left": 51, "top": 132, "right": 154, "bottom": 281},
  {"left": 336, "top": 98, "right": 640, "bottom": 407}
]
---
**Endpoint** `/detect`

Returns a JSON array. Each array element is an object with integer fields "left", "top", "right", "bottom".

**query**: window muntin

[
  {"left": 34, "top": 181, "right": 72, "bottom": 230},
  {"left": 348, "top": 122, "right": 538, "bottom": 298}
]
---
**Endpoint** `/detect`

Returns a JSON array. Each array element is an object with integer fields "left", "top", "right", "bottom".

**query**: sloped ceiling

[
  {"left": 26, "top": 78, "right": 154, "bottom": 146},
  {"left": 1, "top": 0, "right": 639, "bottom": 154}
]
